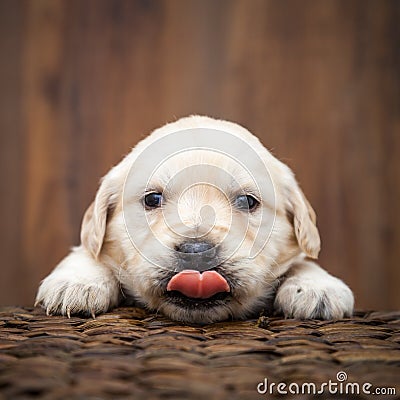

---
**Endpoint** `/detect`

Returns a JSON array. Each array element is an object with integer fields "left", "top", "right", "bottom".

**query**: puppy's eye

[
  {"left": 234, "top": 195, "right": 259, "bottom": 211},
  {"left": 144, "top": 192, "right": 163, "bottom": 208}
]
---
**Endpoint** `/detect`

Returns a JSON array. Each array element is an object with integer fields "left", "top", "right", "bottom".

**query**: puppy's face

[{"left": 81, "top": 117, "right": 320, "bottom": 323}]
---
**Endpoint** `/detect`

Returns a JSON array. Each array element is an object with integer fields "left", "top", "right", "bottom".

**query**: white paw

[
  {"left": 35, "top": 247, "right": 119, "bottom": 318},
  {"left": 274, "top": 275, "right": 354, "bottom": 319}
]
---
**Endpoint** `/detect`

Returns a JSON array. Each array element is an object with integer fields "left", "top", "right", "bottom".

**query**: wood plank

[{"left": 0, "top": 0, "right": 24, "bottom": 305}]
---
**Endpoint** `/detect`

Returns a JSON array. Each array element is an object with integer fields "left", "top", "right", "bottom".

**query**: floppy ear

[
  {"left": 286, "top": 180, "right": 321, "bottom": 259},
  {"left": 80, "top": 178, "right": 118, "bottom": 260}
]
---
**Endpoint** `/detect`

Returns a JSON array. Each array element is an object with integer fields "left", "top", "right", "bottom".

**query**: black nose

[
  {"left": 176, "top": 241, "right": 218, "bottom": 272},
  {"left": 177, "top": 241, "right": 214, "bottom": 254}
]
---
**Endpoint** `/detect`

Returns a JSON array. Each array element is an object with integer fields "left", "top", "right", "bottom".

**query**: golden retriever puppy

[{"left": 36, "top": 116, "right": 354, "bottom": 323}]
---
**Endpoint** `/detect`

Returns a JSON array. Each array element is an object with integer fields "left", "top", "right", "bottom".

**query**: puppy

[{"left": 36, "top": 116, "right": 354, "bottom": 323}]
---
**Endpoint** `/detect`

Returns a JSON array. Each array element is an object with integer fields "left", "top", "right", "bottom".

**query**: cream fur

[{"left": 36, "top": 116, "right": 354, "bottom": 323}]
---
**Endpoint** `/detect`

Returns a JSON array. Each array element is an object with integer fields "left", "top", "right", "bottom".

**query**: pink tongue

[{"left": 167, "top": 270, "right": 230, "bottom": 299}]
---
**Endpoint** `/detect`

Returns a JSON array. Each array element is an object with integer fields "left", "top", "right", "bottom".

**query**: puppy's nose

[
  {"left": 177, "top": 241, "right": 214, "bottom": 254},
  {"left": 176, "top": 241, "right": 218, "bottom": 272}
]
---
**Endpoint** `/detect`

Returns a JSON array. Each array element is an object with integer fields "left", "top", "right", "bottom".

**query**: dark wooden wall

[{"left": 0, "top": 0, "right": 399, "bottom": 310}]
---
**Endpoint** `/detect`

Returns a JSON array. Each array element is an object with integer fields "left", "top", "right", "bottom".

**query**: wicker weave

[{"left": 0, "top": 307, "right": 399, "bottom": 399}]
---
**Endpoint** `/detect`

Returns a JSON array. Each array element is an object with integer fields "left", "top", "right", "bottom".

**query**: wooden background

[{"left": 0, "top": 0, "right": 399, "bottom": 310}]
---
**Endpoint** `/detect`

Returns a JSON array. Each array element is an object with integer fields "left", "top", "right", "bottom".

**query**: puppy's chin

[
  {"left": 156, "top": 290, "right": 274, "bottom": 324},
  {"left": 134, "top": 281, "right": 274, "bottom": 324},
  {"left": 123, "top": 273, "right": 236, "bottom": 324},
  {"left": 160, "top": 300, "right": 234, "bottom": 325}
]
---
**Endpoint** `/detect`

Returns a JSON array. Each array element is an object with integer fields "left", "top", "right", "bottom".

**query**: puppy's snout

[
  {"left": 176, "top": 241, "right": 218, "bottom": 272},
  {"left": 177, "top": 241, "right": 213, "bottom": 254}
]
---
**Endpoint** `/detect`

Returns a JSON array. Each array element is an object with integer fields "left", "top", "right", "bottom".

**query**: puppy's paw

[
  {"left": 274, "top": 275, "right": 354, "bottom": 319},
  {"left": 36, "top": 277, "right": 117, "bottom": 318},
  {"left": 35, "top": 248, "right": 119, "bottom": 318}
]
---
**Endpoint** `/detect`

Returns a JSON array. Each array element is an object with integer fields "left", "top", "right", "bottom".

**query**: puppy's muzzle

[
  {"left": 175, "top": 241, "right": 218, "bottom": 272},
  {"left": 168, "top": 241, "right": 230, "bottom": 301}
]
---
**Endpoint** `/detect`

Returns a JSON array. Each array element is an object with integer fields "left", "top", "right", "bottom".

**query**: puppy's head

[{"left": 81, "top": 116, "right": 320, "bottom": 323}]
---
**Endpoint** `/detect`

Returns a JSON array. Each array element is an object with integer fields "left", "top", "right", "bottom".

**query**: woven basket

[{"left": 0, "top": 307, "right": 399, "bottom": 399}]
